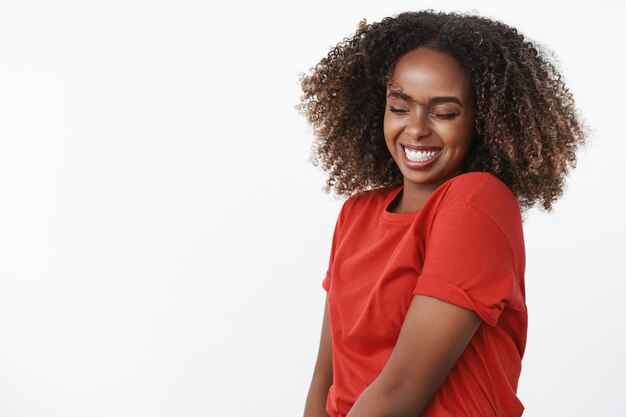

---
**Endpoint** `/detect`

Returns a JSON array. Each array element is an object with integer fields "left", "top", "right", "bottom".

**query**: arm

[
  {"left": 303, "top": 295, "right": 334, "bottom": 417},
  {"left": 345, "top": 293, "right": 482, "bottom": 417}
]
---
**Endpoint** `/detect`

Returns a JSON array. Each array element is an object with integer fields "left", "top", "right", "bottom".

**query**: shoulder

[
  {"left": 444, "top": 172, "right": 514, "bottom": 202},
  {"left": 441, "top": 172, "right": 519, "bottom": 214},
  {"left": 439, "top": 172, "right": 524, "bottom": 251}
]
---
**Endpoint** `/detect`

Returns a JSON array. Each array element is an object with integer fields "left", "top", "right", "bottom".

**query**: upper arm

[{"left": 371, "top": 294, "right": 482, "bottom": 414}]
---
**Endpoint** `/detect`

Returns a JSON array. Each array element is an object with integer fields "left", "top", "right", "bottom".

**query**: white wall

[{"left": 0, "top": 1, "right": 623, "bottom": 416}]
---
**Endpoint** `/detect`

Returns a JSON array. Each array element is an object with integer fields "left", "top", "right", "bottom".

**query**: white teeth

[{"left": 404, "top": 147, "right": 441, "bottom": 162}]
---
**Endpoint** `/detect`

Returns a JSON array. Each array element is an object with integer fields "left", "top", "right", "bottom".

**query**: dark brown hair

[{"left": 296, "top": 10, "right": 590, "bottom": 213}]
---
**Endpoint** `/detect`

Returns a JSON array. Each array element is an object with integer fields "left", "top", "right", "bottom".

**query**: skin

[
  {"left": 341, "top": 48, "right": 483, "bottom": 417},
  {"left": 383, "top": 47, "right": 477, "bottom": 214},
  {"left": 303, "top": 296, "right": 333, "bottom": 417}
]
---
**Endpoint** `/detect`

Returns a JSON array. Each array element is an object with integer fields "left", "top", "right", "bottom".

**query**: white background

[{"left": 0, "top": 1, "right": 624, "bottom": 416}]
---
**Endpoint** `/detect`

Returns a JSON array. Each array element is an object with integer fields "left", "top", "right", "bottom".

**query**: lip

[
  {"left": 402, "top": 144, "right": 442, "bottom": 151},
  {"left": 400, "top": 144, "right": 443, "bottom": 169}
]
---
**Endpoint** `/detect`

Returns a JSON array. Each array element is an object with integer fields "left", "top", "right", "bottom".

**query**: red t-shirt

[{"left": 322, "top": 172, "right": 527, "bottom": 417}]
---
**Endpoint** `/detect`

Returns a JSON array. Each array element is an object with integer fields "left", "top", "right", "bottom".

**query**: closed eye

[
  {"left": 435, "top": 113, "right": 458, "bottom": 120},
  {"left": 389, "top": 106, "right": 459, "bottom": 120},
  {"left": 389, "top": 106, "right": 407, "bottom": 114}
]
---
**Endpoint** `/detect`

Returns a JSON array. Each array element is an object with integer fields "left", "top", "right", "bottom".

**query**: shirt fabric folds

[{"left": 322, "top": 172, "right": 527, "bottom": 417}]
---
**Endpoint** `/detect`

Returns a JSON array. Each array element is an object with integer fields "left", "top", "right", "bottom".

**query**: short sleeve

[
  {"left": 413, "top": 204, "right": 523, "bottom": 326},
  {"left": 322, "top": 196, "right": 356, "bottom": 292}
]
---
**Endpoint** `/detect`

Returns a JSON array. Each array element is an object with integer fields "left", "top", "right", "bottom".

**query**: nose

[{"left": 404, "top": 108, "right": 431, "bottom": 140}]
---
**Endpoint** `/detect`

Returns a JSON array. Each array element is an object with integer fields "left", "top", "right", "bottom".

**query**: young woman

[{"left": 297, "top": 10, "right": 587, "bottom": 417}]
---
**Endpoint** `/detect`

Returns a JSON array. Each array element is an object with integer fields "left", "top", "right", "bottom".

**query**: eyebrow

[{"left": 387, "top": 89, "right": 464, "bottom": 107}]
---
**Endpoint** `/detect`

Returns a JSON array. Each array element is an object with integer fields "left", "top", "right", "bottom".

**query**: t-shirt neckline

[
  {"left": 380, "top": 173, "right": 471, "bottom": 223},
  {"left": 381, "top": 186, "right": 420, "bottom": 223}
]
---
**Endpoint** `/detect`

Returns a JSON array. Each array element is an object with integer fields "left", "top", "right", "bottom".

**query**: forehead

[{"left": 388, "top": 47, "right": 471, "bottom": 99}]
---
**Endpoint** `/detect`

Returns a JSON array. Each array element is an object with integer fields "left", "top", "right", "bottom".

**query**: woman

[{"left": 297, "top": 10, "right": 587, "bottom": 417}]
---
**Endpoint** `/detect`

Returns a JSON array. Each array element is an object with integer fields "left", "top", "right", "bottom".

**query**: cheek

[
  {"left": 383, "top": 118, "right": 400, "bottom": 156},
  {"left": 438, "top": 122, "right": 473, "bottom": 149},
  {"left": 383, "top": 113, "right": 402, "bottom": 139}
]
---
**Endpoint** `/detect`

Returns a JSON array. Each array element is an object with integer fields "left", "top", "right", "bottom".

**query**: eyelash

[{"left": 389, "top": 106, "right": 458, "bottom": 120}]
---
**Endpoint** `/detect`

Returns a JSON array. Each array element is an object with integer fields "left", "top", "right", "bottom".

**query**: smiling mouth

[{"left": 402, "top": 145, "right": 442, "bottom": 163}]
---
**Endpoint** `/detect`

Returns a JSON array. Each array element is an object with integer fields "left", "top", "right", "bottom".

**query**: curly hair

[{"left": 296, "top": 10, "right": 590, "bottom": 213}]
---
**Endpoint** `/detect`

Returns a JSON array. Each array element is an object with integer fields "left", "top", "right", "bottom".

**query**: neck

[{"left": 398, "top": 170, "right": 463, "bottom": 212}]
